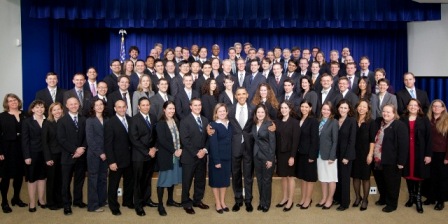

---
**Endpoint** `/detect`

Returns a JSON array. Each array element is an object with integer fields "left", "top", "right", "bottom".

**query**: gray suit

[
  {"left": 132, "top": 91, "right": 155, "bottom": 116},
  {"left": 375, "top": 92, "right": 397, "bottom": 118},
  {"left": 149, "top": 92, "right": 174, "bottom": 120},
  {"left": 318, "top": 119, "right": 339, "bottom": 161}
]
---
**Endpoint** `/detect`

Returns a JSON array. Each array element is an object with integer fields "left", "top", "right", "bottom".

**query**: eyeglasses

[{"left": 432, "top": 105, "right": 444, "bottom": 108}]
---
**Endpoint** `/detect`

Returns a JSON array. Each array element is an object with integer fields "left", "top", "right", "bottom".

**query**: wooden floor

[{"left": 0, "top": 177, "right": 446, "bottom": 224}]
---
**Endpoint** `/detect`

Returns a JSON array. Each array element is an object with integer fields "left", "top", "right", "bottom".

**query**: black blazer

[
  {"left": 337, "top": 117, "right": 357, "bottom": 161},
  {"left": 317, "top": 88, "right": 343, "bottom": 117},
  {"left": 42, "top": 120, "right": 62, "bottom": 162},
  {"left": 310, "top": 74, "right": 323, "bottom": 93},
  {"left": 63, "top": 88, "right": 93, "bottom": 116},
  {"left": 22, "top": 117, "right": 45, "bottom": 159},
  {"left": 253, "top": 120, "right": 276, "bottom": 162},
  {"left": 300, "top": 90, "right": 318, "bottom": 114},
  {"left": 179, "top": 113, "right": 208, "bottom": 164},
  {"left": 0, "top": 111, "right": 26, "bottom": 143},
  {"left": 107, "top": 90, "right": 133, "bottom": 116},
  {"left": 156, "top": 120, "right": 180, "bottom": 171},
  {"left": 277, "top": 92, "right": 301, "bottom": 112},
  {"left": 86, "top": 117, "right": 108, "bottom": 158},
  {"left": 396, "top": 88, "right": 430, "bottom": 115},
  {"left": 194, "top": 75, "right": 214, "bottom": 97},
  {"left": 149, "top": 93, "right": 174, "bottom": 120},
  {"left": 243, "top": 73, "right": 267, "bottom": 102},
  {"left": 35, "top": 87, "right": 66, "bottom": 116},
  {"left": 129, "top": 113, "right": 157, "bottom": 162},
  {"left": 103, "top": 73, "right": 119, "bottom": 95},
  {"left": 169, "top": 75, "right": 184, "bottom": 97},
  {"left": 151, "top": 73, "right": 172, "bottom": 94},
  {"left": 201, "top": 94, "right": 218, "bottom": 122},
  {"left": 355, "top": 70, "right": 376, "bottom": 87},
  {"left": 400, "top": 116, "right": 432, "bottom": 178},
  {"left": 215, "top": 73, "right": 237, "bottom": 94},
  {"left": 104, "top": 115, "right": 132, "bottom": 168},
  {"left": 228, "top": 104, "right": 255, "bottom": 157},
  {"left": 298, "top": 117, "right": 319, "bottom": 160},
  {"left": 342, "top": 91, "right": 359, "bottom": 109},
  {"left": 92, "top": 96, "right": 114, "bottom": 117},
  {"left": 57, "top": 114, "right": 87, "bottom": 165},
  {"left": 174, "top": 89, "right": 199, "bottom": 120},
  {"left": 266, "top": 74, "right": 287, "bottom": 97},
  {"left": 218, "top": 91, "right": 236, "bottom": 107},
  {"left": 374, "top": 118, "right": 409, "bottom": 166},
  {"left": 275, "top": 117, "right": 300, "bottom": 157}
]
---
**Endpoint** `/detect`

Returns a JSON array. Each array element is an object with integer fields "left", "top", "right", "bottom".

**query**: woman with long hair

[
  {"left": 356, "top": 77, "right": 379, "bottom": 119},
  {"left": 201, "top": 78, "right": 219, "bottom": 122},
  {"left": 252, "top": 83, "right": 279, "bottom": 120},
  {"left": 299, "top": 76, "right": 318, "bottom": 114}
]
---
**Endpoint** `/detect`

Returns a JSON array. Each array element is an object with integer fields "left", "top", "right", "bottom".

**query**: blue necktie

[
  {"left": 196, "top": 117, "right": 203, "bottom": 133},
  {"left": 145, "top": 116, "right": 151, "bottom": 129},
  {"left": 73, "top": 116, "right": 78, "bottom": 129}
]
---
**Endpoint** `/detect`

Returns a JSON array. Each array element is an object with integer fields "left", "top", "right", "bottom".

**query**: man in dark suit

[
  {"left": 267, "top": 63, "right": 286, "bottom": 97},
  {"left": 345, "top": 62, "right": 359, "bottom": 94},
  {"left": 83, "top": 67, "right": 98, "bottom": 97},
  {"left": 228, "top": 88, "right": 255, "bottom": 212},
  {"left": 277, "top": 78, "right": 300, "bottom": 111},
  {"left": 170, "top": 60, "right": 190, "bottom": 97},
  {"left": 175, "top": 75, "right": 199, "bottom": 120},
  {"left": 57, "top": 97, "right": 87, "bottom": 215},
  {"left": 104, "top": 100, "right": 134, "bottom": 216},
  {"left": 35, "top": 72, "right": 66, "bottom": 116},
  {"left": 338, "top": 77, "right": 359, "bottom": 108},
  {"left": 297, "top": 58, "right": 311, "bottom": 77},
  {"left": 103, "top": 59, "right": 122, "bottom": 95},
  {"left": 63, "top": 73, "right": 93, "bottom": 117},
  {"left": 149, "top": 78, "right": 174, "bottom": 119},
  {"left": 130, "top": 60, "right": 146, "bottom": 94},
  {"left": 188, "top": 44, "right": 200, "bottom": 63},
  {"left": 151, "top": 59, "right": 170, "bottom": 94},
  {"left": 235, "top": 58, "right": 248, "bottom": 88},
  {"left": 129, "top": 98, "right": 158, "bottom": 216},
  {"left": 215, "top": 59, "right": 236, "bottom": 93},
  {"left": 355, "top": 56, "right": 376, "bottom": 86},
  {"left": 329, "top": 61, "right": 341, "bottom": 91},
  {"left": 194, "top": 61, "right": 213, "bottom": 96},
  {"left": 107, "top": 75, "right": 133, "bottom": 117},
  {"left": 272, "top": 46, "right": 283, "bottom": 64},
  {"left": 310, "top": 61, "right": 323, "bottom": 93},
  {"left": 179, "top": 98, "right": 210, "bottom": 214},
  {"left": 396, "top": 72, "right": 430, "bottom": 115},
  {"left": 143, "top": 56, "right": 156, "bottom": 76},
  {"left": 317, "top": 74, "right": 343, "bottom": 117},
  {"left": 244, "top": 59, "right": 267, "bottom": 102},
  {"left": 245, "top": 48, "right": 258, "bottom": 73}
]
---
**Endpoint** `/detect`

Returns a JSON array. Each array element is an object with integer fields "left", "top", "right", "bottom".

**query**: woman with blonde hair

[{"left": 132, "top": 74, "right": 155, "bottom": 115}]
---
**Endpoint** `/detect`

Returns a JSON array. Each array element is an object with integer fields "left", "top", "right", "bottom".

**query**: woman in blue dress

[{"left": 209, "top": 103, "right": 232, "bottom": 214}]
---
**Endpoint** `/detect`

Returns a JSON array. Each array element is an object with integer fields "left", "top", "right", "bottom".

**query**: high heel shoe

[
  {"left": 275, "top": 200, "right": 288, "bottom": 208},
  {"left": 300, "top": 200, "right": 312, "bottom": 210},
  {"left": 29, "top": 206, "right": 36, "bottom": 213},
  {"left": 360, "top": 200, "right": 368, "bottom": 211},
  {"left": 322, "top": 203, "right": 333, "bottom": 210},
  {"left": 295, "top": 202, "right": 303, "bottom": 208},
  {"left": 352, "top": 197, "right": 362, "bottom": 207},
  {"left": 283, "top": 203, "right": 293, "bottom": 212},
  {"left": 11, "top": 199, "right": 27, "bottom": 207},
  {"left": 38, "top": 201, "right": 47, "bottom": 209}
]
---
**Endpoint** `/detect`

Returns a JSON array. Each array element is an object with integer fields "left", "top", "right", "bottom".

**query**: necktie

[
  {"left": 276, "top": 76, "right": 280, "bottom": 84},
  {"left": 122, "top": 117, "right": 128, "bottom": 132},
  {"left": 73, "top": 116, "right": 78, "bottom": 128},
  {"left": 319, "top": 119, "right": 326, "bottom": 135},
  {"left": 410, "top": 89, "right": 416, "bottom": 98},
  {"left": 122, "top": 92, "right": 127, "bottom": 102},
  {"left": 284, "top": 61, "right": 288, "bottom": 71},
  {"left": 77, "top": 90, "right": 83, "bottom": 107},
  {"left": 162, "top": 93, "right": 168, "bottom": 102},
  {"left": 285, "top": 95, "right": 290, "bottom": 101},
  {"left": 90, "top": 83, "right": 97, "bottom": 96},
  {"left": 51, "top": 89, "right": 56, "bottom": 102},
  {"left": 187, "top": 91, "right": 191, "bottom": 100},
  {"left": 250, "top": 75, "right": 254, "bottom": 85},
  {"left": 103, "top": 96, "right": 107, "bottom": 102},
  {"left": 196, "top": 117, "right": 203, "bottom": 133},
  {"left": 238, "top": 106, "right": 246, "bottom": 128},
  {"left": 145, "top": 116, "right": 151, "bottom": 129},
  {"left": 348, "top": 76, "right": 352, "bottom": 89},
  {"left": 239, "top": 73, "right": 244, "bottom": 86}
]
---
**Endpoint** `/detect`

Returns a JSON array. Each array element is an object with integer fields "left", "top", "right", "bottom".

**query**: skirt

[{"left": 317, "top": 157, "right": 338, "bottom": 182}]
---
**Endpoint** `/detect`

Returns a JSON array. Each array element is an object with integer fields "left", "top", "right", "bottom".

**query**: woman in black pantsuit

[
  {"left": 0, "top": 93, "right": 28, "bottom": 213},
  {"left": 334, "top": 99, "right": 357, "bottom": 211},
  {"left": 42, "top": 102, "right": 64, "bottom": 210},
  {"left": 373, "top": 104, "right": 409, "bottom": 213},
  {"left": 400, "top": 99, "right": 432, "bottom": 213},
  {"left": 22, "top": 100, "right": 47, "bottom": 212},
  {"left": 274, "top": 101, "right": 300, "bottom": 211},
  {"left": 351, "top": 99, "right": 376, "bottom": 211}
]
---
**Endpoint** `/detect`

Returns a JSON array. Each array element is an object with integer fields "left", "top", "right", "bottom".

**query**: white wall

[
  {"left": 408, "top": 4, "right": 448, "bottom": 77},
  {"left": 0, "top": 0, "right": 22, "bottom": 111}
]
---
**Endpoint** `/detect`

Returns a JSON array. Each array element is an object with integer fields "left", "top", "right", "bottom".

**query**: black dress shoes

[
  {"left": 111, "top": 209, "right": 121, "bottom": 216},
  {"left": 336, "top": 206, "right": 347, "bottom": 211},
  {"left": 434, "top": 202, "right": 445, "bottom": 210},
  {"left": 11, "top": 199, "right": 28, "bottom": 207},
  {"left": 333, "top": 200, "right": 340, "bottom": 205},
  {"left": 316, "top": 203, "right": 324, "bottom": 208},
  {"left": 193, "top": 202, "right": 209, "bottom": 209},
  {"left": 63, "top": 207, "right": 73, "bottom": 215},
  {"left": 423, "top": 199, "right": 435, "bottom": 205},
  {"left": 158, "top": 206, "right": 167, "bottom": 216},
  {"left": 2, "top": 204, "right": 12, "bottom": 213},
  {"left": 283, "top": 204, "right": 293, "bottom": 212},
  {"left": 295, "top": 203, "right": 303, "bottom": 208},
  {"left": 360, "top": 200, "right": 368, "bottom": 211},
  {"left": 232, "top": 202, "right": 243, "bottom": 212},
  {"left": 275, "top": 201, "right": 288, "bottom": 208},
  {"left": 222, "top": 207, "right": 229, "bottom": 212},
  {"left": 382, "top": 206, "right": 396, "bottom": 213},
  {"left": 184, "top": 207, "right": 196, "bottom": 214},
  {"left": 145, "top": 201, "right": 158, "bottom": 207},
  {"left": 352, "top": 198, "right": 362, "bottom": 207},
  {"left": 216, "top": 208, "right": 224, "bottom": 214},
  {"left": 257, "top": 205, "right": 262, "bottom": 211},
  {"left": 262, "top": 206, "right": 269, "bottom": 212},
  {"left": 73, "top": 202, "right": 87, "bottom": 208},
  {"left": 29, "top": 207, "right": 36, "bottom": 213},
  {"left": 38, "top": 201, "right": 47, "bottom": 209},
  {"left": 135, "top": 207, "right": 146, "bottom": 216},
  {"left": 166, "top": 201, "right": 182, "bottom": 207},
  {"left": 375, "top": 200, "right": 386, "bottom": 206},
  {"left": 245, "top": 203, "right": 253, "bottom": 212},
  {"left": 48, "top": 205, "right": 61, "bottom": 210},
  {"left": 322, "top": 204, "right": 333, "bottom": 210}
]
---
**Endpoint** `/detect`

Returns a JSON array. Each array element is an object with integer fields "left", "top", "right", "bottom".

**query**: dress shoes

[
  {"left": 63, "top": 207, "right": 73, "bottom": 215},
  {"left": 283, "top": 204, "right": 293, "bottom": 212},
  {"left": 124, "top": 204, "right": 135, "bottom": 209},
  {"left": 275, "top": 201, "right": 288, "bottom": 208},
  {"left": 332, "top": 200, "right": 340, "bottom": 205},
  {"left": 28, "top": 207, "right": 37, "bottom": 213},
  {"left": 382, "top": 206, "right": 396, "bottom": 213},
  {"left": 166, "top": 201, "right": 182, "bottom": 207},
  {"left": 322, "top": 204, "right": 333, "bottom": 210},
  {"left": 360, "top": 200, "right": 368, "bottom": 211},
  {"left": 245, "top": 203, "right": 253, "bottom": 212},
  {"left": 216, "top": 208, "right": 224, "bottom": 214},
  {"left": 2, "top": 204, "right": 12, "bottom": 213},
  {"left": 73, "top": 202, "right": 87, "bottom": 208},
  {"left": 300, "top": 201, "right": 312, "bottom": 210},
  {"left": 434, "top": 202, "right": 444, "bottom": 210},
  {"left": 315, "top": 203, "right": 324, "bottom": 208},
  {"left": 11, "top": 199, "right": 28, "bottom": 207},
  {"left": 145, "top": 201, "right": 158, "bottom": 207},
  {"left": 135, "top": 207, "right": 146, "bottom": 216},
  {"left": 222, "top": 207, "right": 229, "bottom": 212},
  {"left": 111, "top": 209, "right": 121, "bottom": 216},
  {"left": 193, "top": 202, "right": 209, "bottom": 209},
  {"left": 48, "top": 205, "right": 61, "bottom": 210},
  {"left": 262, "top": 206, "right": 269, "bottom": 213},
  {"left": 232, "top": 202, "right": 243, "bottom": 212},
  {"left": 336, "top": 206, "right": 347, "bottom": 211},
  {"left": 38, "top": 201, "right": 47, "bottom": 209},
  {"left": 375, "top": 200, "right": 386, "bottom": 206},
  {"left": 184, "top": 207, "right": 196, "bottom": 214},
  {"left": 295, "top": 203, "right": 303, "bottom": 208},
  {"left": 158, "top": 206, "right": 167, "bottom": 216},
  {"left": 423, "top": 199, "right": 435, "bottom": 205},
  {"left": 352, "top": 198, "right": 362, "bottom": 207},
  {"left": 257, "top": 205, "right": 262, "bottom": 211}
]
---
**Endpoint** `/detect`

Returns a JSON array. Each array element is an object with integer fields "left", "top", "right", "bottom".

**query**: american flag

[{"left": 119, "top": 29, "right": 127, "bottom": 63}]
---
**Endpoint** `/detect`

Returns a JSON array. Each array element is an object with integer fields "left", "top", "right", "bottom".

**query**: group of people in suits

[{"left": 0, "top": 42, "right": 447, "bottom": 219}]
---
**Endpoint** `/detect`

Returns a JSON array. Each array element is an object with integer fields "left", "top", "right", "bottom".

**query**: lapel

[{"left": 381, "top": 93, "right": 391, "bottom": 108}]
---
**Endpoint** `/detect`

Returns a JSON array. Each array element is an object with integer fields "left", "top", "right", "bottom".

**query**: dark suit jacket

[
  {"left": 57, "top": 114, "right": 87, "bottom": 165},
  {"left": 374, "top": 118, "right": 409, "bottom": 166},
  {"left": 107, "top": 90, "right": 133, "bottom": 116},
  {"left": 318, "top": 119, "right": 339, "bottom": 160},
  {"left": 129, "top": 113, "right": 157, "bottom": 162},
  {"left": 310, "top": 74, "right": 323, "bottom": 93},
  {"left": 253, "top": 120, "right": 276, "bottom": 162},
  {"left": 174, "top": 89, "right": 199, "bottom": 120},
  {"left": 201, "top": 94, "right": 218, "bottom": 122},
  {"left": 129, "top": 73, "right": 140, "bottom": 95},
  {"left": 346, "top": 75, "right": 359, "bottom": 93},
  {"left": 63, "top": 88, "right": 93, "bottom": 116},
  {"left": 300, "top": 91, "right": 318, "bottom": 114},
  {"left": 35, "top": 87, "right": 66, "bottom": 116},
  {"left": 215, "top": 73, "right": 237, "bottom": 94},
  {"left": 156, "top": 120, "right": 180, "bottom": 171},
  {"left": 179, "top": 113, "right": 209, "bottom": 164},
  {"left": 267, "top": 75, "right": 287, "bottom": 97},
  {"left": 194, "top": 75, "right": 214, "bottom": 97},
  {"left": 151, "top": 73, "right": 172, "bottom": 94},
  {"left": 355, "top": 70, "right": 375, "bottom": 85},
  {"left": 42, "top": 120, "right": 61, "bottom": 162},
  {"left": 218, "top": 91, "right": 236, "bottom": 107},
  {"left": 275, "top": 117, "right": 300, "bottom": 158},
  {"left": 317, "top": 88, "right": 343, "bottom": 117},
  {"left": 228, "top": 104, "right": 254, "bottom": 157},
  {"left": 170, "top": 75, "right": 184, "bottom": 97},
  {"left": 298, "top": 117, "right": 319, "bottom": 160},
  {"left": 85, "top": 117, "right": 107, "bottom": 158},
  {"left": 342, "top": 91, "right": 359, "bottom": 109},
  {"left": 149, "top": 92, "right": 174, "bottom": 120},
  {"left": 244, "top": 73, "right": 267, "bottom": 102},
  {"left": 103, "top": 73, "right": 120, "bottom": 95},
  {"left": 277, "top": 92, "right": 301, "bottom": 112},
  {"left": 337, "top": 117, "right": 357, "bottom": 160},
  {"left": 396, "top": 88, "right": 430, "bottom": 115},
  {"left": 91, "top": 96, "right": 114, "bottom": 117},
  {"left": 104, "top": 115, "right": 132, "bottom": 168},
  {"left": 21, "top": 117, "right": 45, "bottom": 159}
]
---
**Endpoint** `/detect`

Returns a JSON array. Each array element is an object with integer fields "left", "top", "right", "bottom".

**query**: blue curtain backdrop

[{"left": 21, "top": 0, "right": 446, "bottom": 107}]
